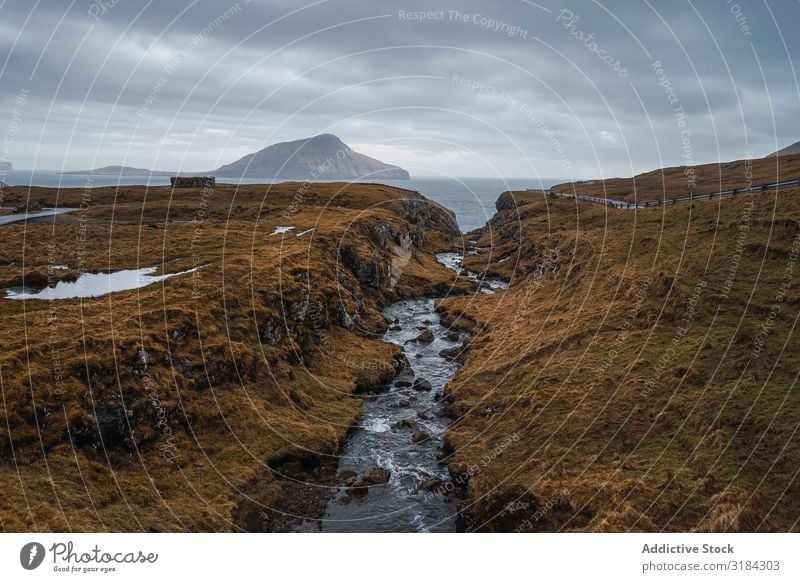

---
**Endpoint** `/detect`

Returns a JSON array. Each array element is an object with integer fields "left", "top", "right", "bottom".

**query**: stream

[{"left": 306, "top": 252, "right": 506, "bottom": 532}]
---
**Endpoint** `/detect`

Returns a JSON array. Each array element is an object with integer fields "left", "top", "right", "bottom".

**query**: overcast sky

[{"left": 1, "top": 0, "right": 798, "bottom": 178}]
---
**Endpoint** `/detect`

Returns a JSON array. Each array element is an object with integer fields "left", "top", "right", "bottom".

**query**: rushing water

[
  {"left": 436, "top": 250, "right": 509, "bottom": 294},
  {"left": 312, "top": 253, "right": 507, "bottom": 532}
]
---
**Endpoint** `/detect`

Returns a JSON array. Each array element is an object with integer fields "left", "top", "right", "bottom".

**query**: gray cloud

[{"left": 0, "top": 0, "right": 798, "bottom": 177}]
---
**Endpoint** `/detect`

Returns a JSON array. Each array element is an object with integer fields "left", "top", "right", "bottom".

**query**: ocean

[{"left": 0, "top": 171, "right": 562, "bottom": 233}]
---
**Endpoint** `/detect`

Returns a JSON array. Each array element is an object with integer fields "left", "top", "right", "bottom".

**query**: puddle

[
  {"left": 269, "top": 226, "right": 295, "bottom": 235},
  {"left": 5, "top": 265, "right": 205, "bottom": 300},
  {"left": 0, "top": 208, "right": 79, "bottom": 226}
]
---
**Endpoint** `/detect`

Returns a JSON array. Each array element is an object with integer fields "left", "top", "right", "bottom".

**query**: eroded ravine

[{"left": 296, "top": 252, "right": 506, "bottom": 532}]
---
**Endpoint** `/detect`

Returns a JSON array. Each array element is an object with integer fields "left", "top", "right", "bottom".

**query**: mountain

[
  {"left": 767, "top": 141, "right": 800, "bottom": 157},
  {"left": 64, "top": 165, "right": 175, "bottom": 177},
  {"left": 213, "top": 134, "right": 410, "bottom": 180}
]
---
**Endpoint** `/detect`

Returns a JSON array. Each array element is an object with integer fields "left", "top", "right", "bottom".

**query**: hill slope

[
  {"left": 553, "top": 155, "right": 800, "bottom": 202},
  {"left": 438, "top": 162, "right": 800, "bottom": 532},
  {"left": 214, "top": 134, "right": 410, "bottom": 180}
]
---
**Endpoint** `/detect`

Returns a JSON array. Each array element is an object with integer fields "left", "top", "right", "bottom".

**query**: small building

[{"left": 170, "top": 176, "right": 215, "bottom": 188}]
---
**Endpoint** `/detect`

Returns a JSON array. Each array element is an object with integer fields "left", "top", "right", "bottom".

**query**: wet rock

[
  {"left": 446, "top": 331, "right": 460, "bottom": 342},
  {"left": 413, "top": 378, "right": 433, "bottom": 391},
  {"left": 415, "top": 329, "right": 434, "bottom": 342},
  {"left": 418, "top": 477, "right": 444, "bottom": 492},
  {"left": 436, "top": 405, "right": 454, "bottom": 418},
  {"left": 417, "top": 411, "right": 431, "bottom": 420},
  {"left": 389, "top": 325, "right": 402, "bottom": 331},
  {"left": 337, "top": 468, "right": 359, "bottom": 486},
  {"left": 361, "top": 467, "right": 391, "bottom": 484},
  {"left": 434, "top": 390, "right": 452, "bottom": 404},
  {"left": 412, "top": 430, "right": 431, "bottom": 444},
  {"left": 392, "top": 418, "right": 419, "bottom": 431},
  {"left": 439, "top": 346, "right": 462, "bottom": 360},
  {"left": 396, "top": 355, "right": 412, "bottom": 372},
  {"left": 346, "top": 484, "right": 369, "bottom": 497},
  {"left": 395, "top": 379, "right": 412, "bottom": 388}
]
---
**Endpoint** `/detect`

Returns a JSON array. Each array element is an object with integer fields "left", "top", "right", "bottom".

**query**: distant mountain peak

[
  {"left": 214, "top": 134, "right": 409, "bottom": 180},
  {"left": 767, "top": 141, "right": 800, "bottom": 158}
]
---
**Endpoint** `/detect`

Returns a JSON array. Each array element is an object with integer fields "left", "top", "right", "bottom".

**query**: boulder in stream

[
  {"left": 415, "top": 329, "right": 435, "bottom": 343},
  {"left": 337, "top": 468, "right": 359, "bottom": 486},
  {"left": 346, "top": 484, "right": 369, "bottom": 497},
  {"left": 439, "top": 346, "right": 462, "bottom": 360},
  {"left": 412, "top": 429, "right": 431, "bottom": 444},
  {"left": 412, "top": 378, "right": 433, "bottom": 391},
  {"left": 361, "top": 467, "right": 391, "bottom": 484},
  {"left": 392, "top": 418, "right": 419, "bottom": 431},
  {"left": 418, "top": 477, "right": 444, "bottom": 492}
]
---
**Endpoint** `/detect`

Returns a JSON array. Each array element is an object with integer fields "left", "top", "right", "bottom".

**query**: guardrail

[{"left": 532, "top": 177, "right": 800, "bottom": 209}]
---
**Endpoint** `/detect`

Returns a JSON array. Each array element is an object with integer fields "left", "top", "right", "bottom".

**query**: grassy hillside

[
  {"left": 439, "top": 173, "right": 800, "bottom": 531},
  {"left": 552, "top": 154, "right": 800, "bottom": 202},
  {"left": 0, "top": 182, "right": 464, "bottom": 532}
]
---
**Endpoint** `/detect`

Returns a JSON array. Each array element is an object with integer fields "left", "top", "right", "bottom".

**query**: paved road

[
  {"left": 537, "top": 177, "right": 800, "bottom": 209},
  {"left": 0, "top": 208, "right": 79, "bottom": 226}
]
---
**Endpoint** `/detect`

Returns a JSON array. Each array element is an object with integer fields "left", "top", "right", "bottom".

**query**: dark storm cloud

[{"left": 0, "top": 0, "right": 798, "bottom": 176}]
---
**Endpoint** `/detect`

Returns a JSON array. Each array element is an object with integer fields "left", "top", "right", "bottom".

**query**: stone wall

[{"left": 170, "top": 176, "right": 215, "bottom": 188}]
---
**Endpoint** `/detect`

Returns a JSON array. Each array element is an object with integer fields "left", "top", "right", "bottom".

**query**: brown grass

[
  {"left": 440, "top": 168, "right": 800, "bottom": 531},
  {"left": 0, "top": 181, "right": 464, "bottom": 532},
  {"left": 551, "top": 153, "right": 800, "bottom": 202}
]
